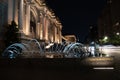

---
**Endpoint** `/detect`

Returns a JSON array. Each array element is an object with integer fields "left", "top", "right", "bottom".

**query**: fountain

[
  {"left": 63, "top": 42, "right": 89, "bottom": 58},
  {"left": 2, "top": 39, "right": 91, "bottom": 58},
  {"left": 45, "top": 41, "right": 68, "bottom": 53},
  {"left": 2, "top": 39, "right": 45, "bottom": 58},
  {"left": 44, "top": 42, "right": 67, "bottom": 58}
]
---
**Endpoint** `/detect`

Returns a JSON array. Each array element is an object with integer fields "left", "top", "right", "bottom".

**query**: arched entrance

[{"left": 29, "top": 10, "right": 37, "bottom": 38}]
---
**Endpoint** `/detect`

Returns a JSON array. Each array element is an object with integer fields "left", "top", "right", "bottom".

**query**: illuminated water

[{"left": 2, "top": 39, "right": 91, "bottom": 58}]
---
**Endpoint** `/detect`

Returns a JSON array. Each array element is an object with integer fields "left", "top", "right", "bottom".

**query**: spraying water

[
  {"left": 2, "top": 39, "right": 44, "bottom": 58},
  {"left": 2, "top": 39, "right": 91, "bottom": 58}
]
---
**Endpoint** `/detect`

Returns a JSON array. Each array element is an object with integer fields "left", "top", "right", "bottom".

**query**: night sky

[{"left": 45, "top": 0, "right": 107, "bottom": 42}]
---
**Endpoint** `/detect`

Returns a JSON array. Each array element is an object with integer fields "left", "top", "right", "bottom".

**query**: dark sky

[{"left": 45, "top": 0, "right": 107, "bottom": 42}]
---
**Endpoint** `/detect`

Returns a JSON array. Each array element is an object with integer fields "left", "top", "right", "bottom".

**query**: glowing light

[
  {"left": 45, "top": 43, "right": 54, "bottom": 49},
  {"left": 116, "top": 32, "right": 120, "bottom": 35},
  {"left": 93, "top": 67, "right": 114, "bottom": 70},
  {"left": 104, "top": 36, "right": 108, "bottom": 40},
  {"left": 40, "top": 24, "right": 43, "bottom": 39},
  {"left": 51, "top": 36, "right": 53, "bottom": 42},
  {"left": 85, "top": 57, "right": 114, "bottom": 66},
  {"left": 26, "top": 23, "right": 29, "bottom": 35},
  {"left": 45, "top": 54, "right": 54, "bottom": 58}
]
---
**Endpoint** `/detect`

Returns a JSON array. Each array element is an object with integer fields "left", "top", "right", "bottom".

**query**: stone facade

[
  {"left": 0, "top": 0, "right": 62, "bottom": 44},
  {"left": 64, "top": 35, "right": 76, "bottom": 43}
]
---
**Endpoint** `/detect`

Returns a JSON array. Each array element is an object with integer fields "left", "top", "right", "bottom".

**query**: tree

[
  {"left": 109, "top": 34, "right": 120, "bottom": 45},
  {"left": 100, "top": 34, "right": 120, "bottom": 45},
  {"left": 5, "top": 21, "right": 20, "bottom": 47}
]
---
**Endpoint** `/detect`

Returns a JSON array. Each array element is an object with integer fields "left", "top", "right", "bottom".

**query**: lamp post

[
  {"left": 116, "top": 32, "right": 120, "bottom": 36},
  {"left": 103, "top": 36, "right": 108, "bottom": 43},
  {"left": 116, "top": 32, "right": 120, "bottom": 44},
  {"left": 104, "top": 36, "right": 108, "bottom": 40}
]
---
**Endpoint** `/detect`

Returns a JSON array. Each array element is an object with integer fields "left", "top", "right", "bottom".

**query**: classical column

[
  {"left": 43, "top": 16, "right": 46, "bottom": 40},
  {"left": 45, "top": 18, "right": 49, "bottom": 41},
  {"left": 54, "top": 26, "right": 57, "bottom": 43},
  {"left": 25, "top": 3, "right": 30, "bottom": 35},
  {"left": 8, "top": 0, "right": 14, "bottom": 24},
  {"left": 36, "top": 22, "right": 40, "bottom": 39},
  {"left": 59, "top": 28, "right": 62, "bottom": 43},
  {"left": 39, "top": 13, "right": 43, "bottom": 40},
  {"left": 18, "top": 0, "right": 24, "bottom": 31},
  {"left": 13, "top": 0, "right": 18, "bottom": 25},
  {"left": 40, "top": 23, "right": 43, "bottom": 39},
  {"left": 58, "top": 28, "right": 61, "bottom": 43}
]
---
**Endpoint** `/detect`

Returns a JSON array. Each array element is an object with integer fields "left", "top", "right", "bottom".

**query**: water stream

[{"left": 2, "top": 39, "right": 91, "bottom": 58}]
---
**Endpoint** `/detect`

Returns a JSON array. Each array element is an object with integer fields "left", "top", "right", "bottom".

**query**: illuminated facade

[
  {"left": 0, "top": 0, "right": 62, "bottom": 43},
  {"left": 64, "top": 35, "right": 76, "bottom": 43}
]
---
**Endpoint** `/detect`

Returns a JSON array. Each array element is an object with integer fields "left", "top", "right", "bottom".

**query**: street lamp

[
  {"left": 104, "top": 36, "right": 108, "bottom": 41},
  {"left": 102, "top": 36, "right": 108, "bottom": 43},
  {"left": 116, "top": 32, "right": 120, "bottom": 36}
]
